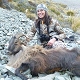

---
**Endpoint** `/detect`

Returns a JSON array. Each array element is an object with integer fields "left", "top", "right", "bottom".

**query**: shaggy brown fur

[
  {"left": 7, "top": 45, "right": 47, "bottom": 68},
  {"left": 7, "top": 33, "right": 80, "bottom": 80},
  {"left": 13, "top": 45, "right": 80, "bottom": 80}
]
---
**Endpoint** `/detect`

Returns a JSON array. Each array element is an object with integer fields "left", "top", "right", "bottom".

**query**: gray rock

[
  {"left": 0, "top": 6, "right": 80, "bottom": 80},
  {"left": 12, "top": 77, "right": 22, "bottom": 80},
  {"left": 5, "top": 77, "right": 13, "bottom": 80},
  {"left": 72, "top": 76, "right": 80, "bottom": 80},
  {"left": 0, "top": 78, "right": 5, "bottom": 80}
]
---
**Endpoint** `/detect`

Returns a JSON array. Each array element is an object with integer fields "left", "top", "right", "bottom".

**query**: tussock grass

[
  {"left": 71, "top": 17, "right": 80, "bottom": 31},
  {"left": 48, "top": 5, "right": 60, "bottom": 15},
  {"left": 25, "top": 10, "right": 36, "bottom": 20},
  {"left": 10, "top": 0, "right": 67, "bottom": 21},
  {"left": 67, "top": 10, "right": 75, "bottom": 16},
  {"left": 58, "top": 3, "right": 67, "bottom": 8},
  {"left": 10, "top": 0, "right": 80, "bottom": 32}
]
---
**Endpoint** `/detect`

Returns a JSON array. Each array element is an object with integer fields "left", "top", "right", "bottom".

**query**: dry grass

[
  {"left": 71, "top": 17, "right": 80, "bottom": 32},
  {"left": 48, "top": 4, "right": 60, "bottom": 16},
  {"left": 10, "top": 0, "right": 80, "bottom": 32},
  {"left": 66, "top": 10, "right": 75, "bottom": 16},
  {"left": 11, "top": 0, "right": 66, "bottom": 20},
  {"left": 25, "top": 10, "right": 36, "bottom": 20}
]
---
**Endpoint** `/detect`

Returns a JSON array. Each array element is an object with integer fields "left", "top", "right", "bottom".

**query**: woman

[{"left": 32, "top": 3, "right": 65, "bottom": 48}]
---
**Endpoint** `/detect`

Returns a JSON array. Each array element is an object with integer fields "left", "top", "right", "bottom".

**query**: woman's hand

[{"left": 47, "top": 38, "right": 56, "bottom": 46}]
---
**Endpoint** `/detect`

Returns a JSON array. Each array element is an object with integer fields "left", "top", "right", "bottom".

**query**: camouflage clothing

[
  {"left": 30, "top": 18, "right": 65, "bottom": 46},
  {"left": 48, "top": 18, "right": 65, "bottom": 40}
]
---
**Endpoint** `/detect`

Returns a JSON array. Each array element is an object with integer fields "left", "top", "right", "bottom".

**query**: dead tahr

[{"left": 8, "top": 33, "right": 80, "bottom": 80}]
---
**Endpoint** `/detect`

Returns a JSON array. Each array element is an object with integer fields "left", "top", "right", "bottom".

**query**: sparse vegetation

[
  {"left": 2, "top": 0, "right": 79, "bottom": 32},
  {"left": 49, "top": 5, "right": 60, "bottom": 16},
  {"left": 10, "top": 0, "right": 65, "bottom": 20},
  {"left": 71, "top": 17, "right": 80, "bottom": 32},
  {"left": 67, "top": 10, "right": 75, "bottom": 16}
]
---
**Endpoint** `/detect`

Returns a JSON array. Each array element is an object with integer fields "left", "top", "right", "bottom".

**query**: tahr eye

[{"left": 14, "top": 40, "right": 18, "bottom": 44}]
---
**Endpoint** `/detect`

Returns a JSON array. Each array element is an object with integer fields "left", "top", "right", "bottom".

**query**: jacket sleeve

[
  {"left": 49, "top": 19, "right": 66, "bottom": 40},
  {"left": 27, "top": 22, "right": 40, "bottom": 46}
]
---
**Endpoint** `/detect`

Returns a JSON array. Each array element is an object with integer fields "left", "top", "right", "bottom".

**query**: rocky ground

[{"left": 0, "top": 7, "right": 80, "bottom": 80}]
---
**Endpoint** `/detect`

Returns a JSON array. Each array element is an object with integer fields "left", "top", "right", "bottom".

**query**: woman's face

[{"left": 37, "top": 9, "right": 46, "bottom": 18}]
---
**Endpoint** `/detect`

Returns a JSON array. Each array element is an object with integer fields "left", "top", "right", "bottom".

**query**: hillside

[{"left": 0, "top": 0, "right": 80, "bottom": 80}]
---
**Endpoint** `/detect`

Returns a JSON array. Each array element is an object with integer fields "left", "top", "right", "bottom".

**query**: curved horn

[
  {"left": 15, "top": 32, "right": 25, "bottom": 38},
  {"left": 14, "top": 32, "right": 30, "bottom": 44}
]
